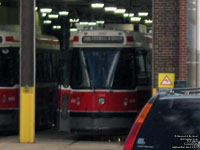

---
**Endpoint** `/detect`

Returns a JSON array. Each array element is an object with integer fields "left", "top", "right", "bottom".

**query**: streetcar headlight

[
  {"left": 123, "top": 101, "right": 128, "bottom": 106},
  {"left": 77, "top": 101, "right": 81, "bottom": 105},
  {"left": 98, "top": 98, "right": 105, "bottom": 105},
  {"left": 2, "top": 94, "right": 7, "bottom": 103}
]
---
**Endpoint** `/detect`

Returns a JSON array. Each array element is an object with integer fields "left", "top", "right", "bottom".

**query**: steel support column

[
  {"left": 20, "top": 0, "right": 35, "bottom": 143},
  {"left": 187, "top": 0, "right": 197, "bottom": 87}
]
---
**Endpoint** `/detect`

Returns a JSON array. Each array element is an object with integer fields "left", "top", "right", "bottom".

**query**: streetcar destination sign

[{"left": 82, "top": 36, "right": 124, "bottom": 43}]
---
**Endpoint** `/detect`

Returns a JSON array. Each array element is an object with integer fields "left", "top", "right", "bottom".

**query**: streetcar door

[
  {"left": 57, "top": 51, "right": 71, "bottom": 132},
  {"left": 135, "top": 49, "right": 152, "bottom": 110}
]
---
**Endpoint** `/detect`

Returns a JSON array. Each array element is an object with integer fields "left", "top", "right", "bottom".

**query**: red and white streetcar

[
  {"left": 58, "top": 29, "right": 152, "bottom": 135},
  {"left": 0, "top": 27, "right": 60, "bottom": 130}
]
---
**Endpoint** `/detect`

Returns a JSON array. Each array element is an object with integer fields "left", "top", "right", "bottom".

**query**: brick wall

[
  {"left": 179, "top": 0, "right": 187, "bottom": 81},
  {"left": 153, "top": 0, "right": 187, "bottom": 88}
]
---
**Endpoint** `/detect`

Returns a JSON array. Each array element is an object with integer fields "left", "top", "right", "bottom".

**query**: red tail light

[
  {"left": 6, "top": 36, "right": 14, "bottom": 42},
  {"left": 149, "top": 38, "right": 152, "bottom": 43},
  {"left": 123, "top": 103, "right": 153, "bottom": 150},
  {"left": 127, "top": 36, "right": 134, "bottom": 42},
  {"left": 5, "top": 36, "right": 19, "bottom": 42},
  {"left": 73, "top": 36, "right": 79, "bottom": 42}
]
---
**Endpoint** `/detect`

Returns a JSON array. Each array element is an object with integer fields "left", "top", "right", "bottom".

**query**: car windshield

[
  {"left": 0, "top": 48, "right": 19, "bottom": 86},
  {"left": 134, "top": 98, "right": 200, "bottom": 150},
  {"left": 71, "top": 48, "right": 136, "bottom": 89}
]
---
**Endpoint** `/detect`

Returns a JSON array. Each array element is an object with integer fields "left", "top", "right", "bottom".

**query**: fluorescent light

[
  {"left": 123, "top": 13, "right": 134, "bottom": 18},
  {"left": 43, "top": 20, "right": 52, "bottom": 24},
  {"left": 129, "top": 13, "right": 134, "bottom": 17},
  {"left": 123, "top": 13, "right": 129, "bottom": 17},
  {"left": 59, "top": 11, "right": 69, "bottom": 16},
  {"left": 145, "top": 19, "right": 153, "bottom": 24},
  {"left": 40, "top": 8, "right": 52, "bottom": 13},
  {"left": 70, "top": 18, "right": 80, "bottom": 23},
  {"left": 53, "top": 25, "right": 61, "bottom": 29},
  {"left": 130, "top": 17, "right": 141, "bottom": 22},
  {"left": 96, "top": 20, "right": 105, "bottom": 24},
  {"left": 79, "top": 22, "right": 89, "bottom": 25},
  {"left": 42, "top": 13, "right": 47, "bottom": 17},
  {"left": 70, "top": 28, "right": 78, "bottom": 32},
  {"left": 48, "top": 14, "right": 59, "bottom": 19},
  {"left": 104, "top": 7, "right": 117, "bottom": 12},
  {"left": 114, "top": 9, "right": 126, "bottom": 14},
  {"left": 138, "top": 12, "right": 148, "bottom": 17},
  {"left": 91, "top": 3, "right": 104, "bottom": 8},
  {"left": 88, "top": 22, "right": 97, "bottom": 26}
]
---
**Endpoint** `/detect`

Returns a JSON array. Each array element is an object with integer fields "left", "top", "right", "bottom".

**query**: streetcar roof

[
  {"left": 0, "top": 30, "right": 60, "bottom": 50},
  {"left": 71, "top": 29, "right": 152, "bottom": 49}
]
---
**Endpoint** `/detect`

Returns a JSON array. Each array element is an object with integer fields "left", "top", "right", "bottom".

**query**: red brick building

[{"left": 153, "top": 0, "right": 187, "bottom": 89}]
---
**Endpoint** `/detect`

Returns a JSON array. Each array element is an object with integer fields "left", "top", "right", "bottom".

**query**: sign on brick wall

[{"left": 158, "top": 73, "right": 175, "bottom": 88}]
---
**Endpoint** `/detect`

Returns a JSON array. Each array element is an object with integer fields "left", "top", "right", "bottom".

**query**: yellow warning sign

[{"left": 158, "top": 73, "right": 175, "bottom": 88}]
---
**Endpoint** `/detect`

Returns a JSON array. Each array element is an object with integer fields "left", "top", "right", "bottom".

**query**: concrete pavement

[{"left": 0, "top": 130, "right": 124, "bottom": 150}]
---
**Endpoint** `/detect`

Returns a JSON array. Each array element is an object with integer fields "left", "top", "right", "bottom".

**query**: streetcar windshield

[
  {"left": 0, "top": 48, "right": 19, "bottom": 86},
  {"left": 71, "top": 48, "right": 136, "bottom": 89}
]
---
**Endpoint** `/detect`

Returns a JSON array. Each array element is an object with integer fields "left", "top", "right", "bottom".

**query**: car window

[{"left": 134, "top": 98, "right": 200, "bottom": 150}]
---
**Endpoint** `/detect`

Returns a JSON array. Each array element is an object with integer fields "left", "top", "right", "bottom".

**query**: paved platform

[{"left": 0, "top": 130, "right": 125, "bottom": 150}]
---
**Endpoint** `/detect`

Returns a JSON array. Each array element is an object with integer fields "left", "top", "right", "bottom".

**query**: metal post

[
  {"left": 20, "top": 0, "right": 35, "bottom": 143},
  {"left": 187, "top": 0, "right": 197, "bottom": 87},
  {"left": 197, "top": 0, "right": 200, "bottom": 87},
  {"left": 61, "top": 17, "right": 70, "bottom": 51}
]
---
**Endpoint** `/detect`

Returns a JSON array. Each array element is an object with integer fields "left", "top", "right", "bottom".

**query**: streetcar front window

[
  {"left": 84, "top": 49, "right": 119, "bottom": 89},
  {"left": 71, "top": 48, "right": 136, "bottom": 89},
  {"left": 0, "top": 48, "right": 19, "bottom": 86}
]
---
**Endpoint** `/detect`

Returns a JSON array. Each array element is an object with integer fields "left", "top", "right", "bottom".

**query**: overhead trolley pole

[{"left": 20, "top": 0, "right": 36, "bottom": 143}]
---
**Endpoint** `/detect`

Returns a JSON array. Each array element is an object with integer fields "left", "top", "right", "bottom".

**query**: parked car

[{"left": 123, "top": 88, "right": 200, "bottom": 150}]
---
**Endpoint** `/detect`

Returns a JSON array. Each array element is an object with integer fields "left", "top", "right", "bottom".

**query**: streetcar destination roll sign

[{"left": 82, "top": 36, "right": 124, "bottom": 43}]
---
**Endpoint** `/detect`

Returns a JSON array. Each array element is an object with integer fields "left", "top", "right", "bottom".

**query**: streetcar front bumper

[
  {"left": 69, "top": 111, "right": 138, "bottom": 135},
  {"left": 0, "top": 109, "right": 19, "bottom": 131}
]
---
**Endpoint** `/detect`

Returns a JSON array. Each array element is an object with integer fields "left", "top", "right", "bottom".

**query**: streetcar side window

[
  {"left": 136, "top": 50, "right": 149, "bottom": 85},
  {"left": 0, "top": 48, "right": 18, "bottom": 86},
  {"left": 71, "top": 49, "right": 84, "bottom": 88},
  {"left": 60, "top": 51, "right": 72, "bottom": 87},
  {"left": 112, "top": 49, "right": 136, "bottom": 89}
]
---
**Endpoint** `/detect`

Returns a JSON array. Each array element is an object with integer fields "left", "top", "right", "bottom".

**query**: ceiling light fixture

[
  {"left": 59, "top": 11, "right": 69, "bottom": 16},
  {"left": 114, "top": 9, "right": 126, "bottom": 14},
  {"left": 43, "top": 20, "right": 52, "bottom": 24},
  {"left": 53, "top": 25, "right": 61, "bottom": 30},
  {"left": 123, "top": 13, "right": 134, "bottom": 18},
  {"left": 138, "top": 12, "right": 148, "bottom": 17},
  {"left": 123, "top": 13, "right": 129, "bottom": 17},
  {"left": 70, "top": 18, "right": 80, "bottom": 23},
  {"left": 40, "top": 8, "right": 52, "bottom": 13},
  {"left": 96, "top": 20, "right": 105, "bottom": 24},
  {"left": 91, "top": 3, "right": 104, "bottom": 8},
  {"left": 48, "top": 14, "right": 59, "bottom": 19},
  {"left": 91, "top": 0, "right": 104, "bottom": 8},
  {"left": 130, "top": 17, "right": 141, "bottom": 22},
  {"left": 129, "top": 13, "right": 134, "bottom": 17},
  {"left": 79, "top": 22, "right": 89, "bottom": 25},
  {"left": 88, "top": 22, "right": 97, "bottom": 26},
  {"left": 145, "top": 19, "right": 153, "bottom": 24},
  {"left": 70, "top": 28, "right": 78, "bottom": 32},
  {"left": 104, "top": 7, "right": 117, "bottom": 12},
  {"left": 42, "top": 13, "right": 47, "bottom": 17}
]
